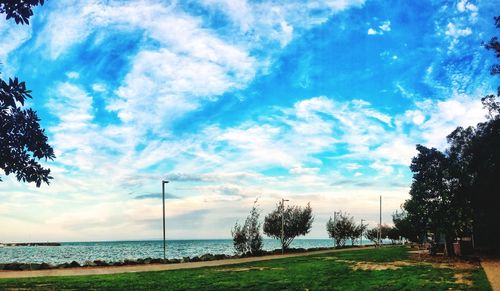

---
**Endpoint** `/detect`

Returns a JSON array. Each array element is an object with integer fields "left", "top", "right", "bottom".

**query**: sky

[{"left": 0, "top": 0, "right": 498, "bottom": 242}]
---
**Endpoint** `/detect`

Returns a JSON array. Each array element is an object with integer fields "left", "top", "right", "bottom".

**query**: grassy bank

[{"left": 0, "top": 247, "right": 491, "bottom": 290}]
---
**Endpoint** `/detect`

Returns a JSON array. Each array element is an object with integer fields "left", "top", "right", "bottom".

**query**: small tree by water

[
  {"left": 326, "top": 211, "right": 362, "bottom": 247},
  {"left": 263, "top": 201, "right": 313, "bottom": 250},
  {"left": 231, "top": 199, "right": 263, "bottom": 255}
]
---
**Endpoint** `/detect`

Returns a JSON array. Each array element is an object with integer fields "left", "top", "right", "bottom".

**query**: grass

[{"left": 0, "top": 247, "right": 492, "bottom": 290}]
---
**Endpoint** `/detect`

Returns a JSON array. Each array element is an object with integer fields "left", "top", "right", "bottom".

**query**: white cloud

[
  {"left": 66, "top": 71, "right": 79, "bottom": 79},
  {"left": 367, "top": 20, "right": 390, "bottom": 35},
  {"left": 91, "top": 83, "right": 106, "bottom": 92},
  {"left": 379, "top": 21, "right": 391, "bottom": 32},
  {"left": 445, "top": 22, "right": 472, "bottom": 37}
]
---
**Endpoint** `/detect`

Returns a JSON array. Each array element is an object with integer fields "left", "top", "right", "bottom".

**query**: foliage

[
  {"left": 402, "top": 16, "right": 500, "bottom": 252},
  {"left": 380, "top": 224, "right": 391, "bottom": 240},
  {"left": 325, "top": 211, "right": 365, "bottom": 247},
  {"left": 392, "top": 209, "right": 422, "bottom": 243},
  {"left": 349, "top": 223, "right": 367, "bottom": 246},
  {"left": 365, "top": 228, "right": 379, "bottom": 244},
  {"left": 231, "top": 199, "right": 263, "bottom": 255},
  {"left": 387, "top": 226, "right": 400, "bottom": 243},
  {"left": 263, "top": 201, "right": 313, "bottom": 250},
  {"left": 0, "top": 0, "right": 54, "bottom": 187},
  {"left": 0, "top": 0, "right": 45, "bottom": 25},
  {"left": 0, "top": 247, "right": 491, "bottom": 290}
]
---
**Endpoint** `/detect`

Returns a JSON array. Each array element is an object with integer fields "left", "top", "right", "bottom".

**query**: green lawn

[{"left": 0, "top": 247, "right": 492, "bottom": 290}]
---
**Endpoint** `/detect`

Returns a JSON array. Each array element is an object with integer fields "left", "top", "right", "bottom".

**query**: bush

[{"left": 231, "top": 199, "right": 263, "bottom": 255}]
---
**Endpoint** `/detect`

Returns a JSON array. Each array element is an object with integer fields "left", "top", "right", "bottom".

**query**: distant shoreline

[{"left": 0, "top": 243, "right": 61, "bottom": 247}]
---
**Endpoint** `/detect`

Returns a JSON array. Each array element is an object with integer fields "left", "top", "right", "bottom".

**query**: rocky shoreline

[
  {"left": 0, "top": 246, "right": 342, "bottom": 271},
  {"left": 0, "top": 242, "right": 61, "bottom": 247}
]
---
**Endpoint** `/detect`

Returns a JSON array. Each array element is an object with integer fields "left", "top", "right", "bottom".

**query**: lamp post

[
  {"left": 360, "top": 219, "right": 365, "bottom": 246},
  {"left": 281, "top": 198, "right": 289, "bottom": 255},
  {"left": 162, "top": 180, "right": 169, "bottom": 261}
]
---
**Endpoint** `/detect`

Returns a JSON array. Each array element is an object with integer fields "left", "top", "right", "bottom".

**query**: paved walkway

[
  {"left": 481, "top": 256, "right": 500, "bottom": 291},
  {"left": 0, "top": 247, "right": 374, "bottom": 279}
]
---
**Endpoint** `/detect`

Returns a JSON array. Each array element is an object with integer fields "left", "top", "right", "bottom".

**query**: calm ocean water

[{"left": 0, "top": 239, "right": 372, "bottom": 264}]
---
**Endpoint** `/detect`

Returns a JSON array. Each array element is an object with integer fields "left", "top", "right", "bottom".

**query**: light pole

[
  {"left": 360, "top": 219, "right": 365, "bottom": 246},
  {"left": 281, "top": 198, "right": 289, "bottom": 255},
  {"left": 162, "top": 180, "right": 169, "bottom": 261},
  {"left": 379, "top": 195, "right": 382, "bottom": 247}
]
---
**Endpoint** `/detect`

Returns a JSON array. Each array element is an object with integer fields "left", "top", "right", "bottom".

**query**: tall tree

[
  {"left": 263, "top": 201, "right": 313, "bottom": 250},
  {"left": 0, "top": 0, "right": 54, "bottom": 186}
]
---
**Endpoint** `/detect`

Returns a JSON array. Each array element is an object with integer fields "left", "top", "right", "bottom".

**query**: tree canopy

[
  {"left": 231, "top": 199, "right": 263, "bottom": 255},
  {"left": 400, "top": 16, "right": 500, "bottom": 252},
  {"left": 0, "top": 0, "right": 45, "bottom": 25},
  {"left": 263, "top": 201, "right": 313, "bottom": 250},
  {"left": 0, "top": 0, "right": 54, "bottom": 186}
]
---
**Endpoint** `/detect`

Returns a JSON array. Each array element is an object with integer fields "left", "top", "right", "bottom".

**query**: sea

[{"left": 0, "top": 239, "right": 373, "bottom": 264}]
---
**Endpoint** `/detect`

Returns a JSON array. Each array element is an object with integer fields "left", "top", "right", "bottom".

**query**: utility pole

[
  {"left": 379, "top": 195, "right": 382, "bottom": 247},
  {"left": 162, "top": 180, "right": 169, "bottom": 261},
  {"left": 281, "top": 198, "right": 289, "bottom": 255}
]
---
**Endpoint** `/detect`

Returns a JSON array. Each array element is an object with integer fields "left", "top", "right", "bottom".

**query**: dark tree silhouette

[
  {"left": 401, "top": 16, "right": 500, "bottom": 253},
  {"left": 263, "top": 201, "right": 313, "bottom": 250},
  {"left": 0, "top": 0, "right": 45, "bottom": 24},
  {"left": 0, "top": 0, "right": 54, "bottom": 186}
]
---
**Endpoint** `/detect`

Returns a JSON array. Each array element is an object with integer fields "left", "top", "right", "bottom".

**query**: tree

[
  {"left": 387, "top": 227, "right": 400, "bottom": 244},
  {"left": 231, "top": 199, "right": 263, "bottom": 255},
  {"left": 263, "top": 201, "right": 313, "bottom": 250},
  {"left": 366, "top": 228, "right": 379, "bottom": 245},
  {"left": 392, "top": 209, "right": 422, "bottom": 243},
  {"left": 380, "top": 224, "right": 391, "bottom": 240},
  {"left": 0, "top": 0, "right": 45, "bottom": 25},
  {"left": 0, "top": 0, "right": 54, "bottom": 187},
  {"left": 350, "top": 223, "right": 367, "bottom": 246},
  {"left": 404, "top": 144, "right": 469, "bottom": 255},
  {"left": 325, "top": 211, "right": 360, "bottom": 247}
]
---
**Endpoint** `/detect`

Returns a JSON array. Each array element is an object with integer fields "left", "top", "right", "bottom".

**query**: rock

[
  {"left": 57, "top": 263, "right": 69, "bottom": 269},
  {"left": 124, "top": 259, "right": 138, "bottom": 265},
  {"left": 93, "top": 260, "right": 109, "bottom": 267},
  {"left": 136, "top": 258, "right": 145, "bottom": 264},
  {"left": 200, "top": 254, "right": 215, "bottom": 261},
  {"left": 0, "top": 264, "right": 4, "bottom": 270},
  {"left": 40, "top": 263, "right": 53, "bottom": 270},
  {"left": 190, "top": 256, "right": 200, "bottom": 262},
  {"left": 168, "top": 259, "right": 180, "bottom": 264},
  {"left": 19, "top": 264, "right": 31, "bottom": 271},
  {"left": 29, "top": 263, "right": 42, "bottom": 270},
  {"left": 84, "top": 261, "right": 97, "bottom": 267},
  {"left": 69, "top": 261, "right": 81, "bottom": 268},
  {"left": 112, "top": 261, "right": 124, "bottom": 266},
  {"left": 150, "top": 258, "right": 162, "bottom": 264},
  {"left": 143, "top": 258, "right": 152, "bottom": 264},
  {"left": 181, "top": 257, "right": 190, "bottom": 263},
  {"left": 214, "top": 254, "right": 227, "bottom": 260},
  {"left": 4, "top": 263, "right": 22, "bottom": 271}
]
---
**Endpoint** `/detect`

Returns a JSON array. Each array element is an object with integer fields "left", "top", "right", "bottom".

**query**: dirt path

[
  {"left": 0, "top": 246, "right": 374, "bottom": 279},
  {"left": 481, "top": 257, "right": 500, "bottom": 291}
]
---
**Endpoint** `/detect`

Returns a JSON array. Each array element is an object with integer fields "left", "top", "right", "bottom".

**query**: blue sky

[{"left": 0, "top": 0, "right": 498, "bottom": 242}]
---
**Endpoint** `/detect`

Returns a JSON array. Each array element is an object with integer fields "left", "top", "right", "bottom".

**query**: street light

[
  {"left": 162, "top": 180, "right": 169, "bottom": 262},
  {"left": 281, "top": 198, "right": 289, "bottom": 255},
  {"left": 360, "top": 219, "right": 365, "bottom": 246}
]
